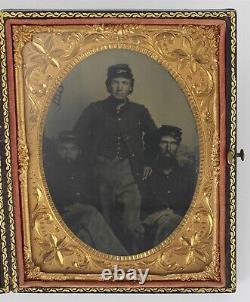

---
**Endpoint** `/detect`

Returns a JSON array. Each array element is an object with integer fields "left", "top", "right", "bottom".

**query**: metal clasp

[
  {"left": 237, "top": 149, "right": 245, "bottom": 161},
  {"left": 227, "top": 149, "right": 245, "bottom": 165}
]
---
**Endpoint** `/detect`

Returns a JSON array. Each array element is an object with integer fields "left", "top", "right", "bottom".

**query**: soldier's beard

[
  {"left": 57, "top": 157, "right": 79, "bottom": 169},
  {"left": 156, "top": 153, "right": 177, "bottom": 169},
  {"left": 64, "top": 158, "right": 74, "bottom": 165}
]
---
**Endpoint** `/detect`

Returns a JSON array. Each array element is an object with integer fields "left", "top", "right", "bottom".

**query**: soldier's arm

[
  {"left": 73, "top": 103, "right": 95, "bottom": 147},
  {"left": 142, "top": 106, "right": 157, "bottom": 134},
  {"left": 186, "top": 164, "right": 198, "bottom": 202},
  {"left": 141, "top": 106, "right": 157, "bottom": 167},
  {"left": 175, "top": 165, "right": 197, "bottom": 216}
]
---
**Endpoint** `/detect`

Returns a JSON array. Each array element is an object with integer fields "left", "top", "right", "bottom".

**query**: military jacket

[
  {"left": 44, "top": 159, "right": 95, "bottom": 211},
  {"left": 73, "top": 96, "right": 157, "bottom": 181},
  {"left": 142, "top": 164, "right": 197, "bottom": 217}
]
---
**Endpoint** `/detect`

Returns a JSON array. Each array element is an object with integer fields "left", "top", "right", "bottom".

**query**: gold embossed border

[
  {"left": 1, "top": 10, "right": 236, "bottom": 293},
  {"left": 16, "top": 24, "right": 218, "bottom": 280},
  {"left": 228, "top": 10, "right": 237, "bottom": 292},
  {"left": 0, "top": 162, "right": 9, "bottom": 293},
  {"left": 0, "top": 11, "right": 14, "bottom": 293}
]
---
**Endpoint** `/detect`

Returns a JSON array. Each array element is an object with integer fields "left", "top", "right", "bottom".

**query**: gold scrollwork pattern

[
  {"left": 14, "top": 22, "right": 220, "bottom": 280},
  {"left": 30, "top": 186, "right": 91, "bottom": 274},
  {"left": 0, "top": 11, "right": 18, "bottom": 292},
  {"left": 229, "top": 10, "right": 237, "bottom": 291},
  {"left": 17, "top": 129, "right": 29, "bottom": 184},
  {"left": 0, "top": 10, "right": 236, "bottom": 293},
  {"left": 0, "top": 160, "right": 10, "bottom": 292},
  {"left": 4, "top": 11, "right": 229, "bottom": 19},
  {"left": 0, "top": 11, "right": 10, "bottom": 293}
]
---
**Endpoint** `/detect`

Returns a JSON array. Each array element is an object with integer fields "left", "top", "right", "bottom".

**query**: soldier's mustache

[
  {"left": 163, "top": 151, "right": 174, "bottom": 158},
  {"left": 60, "top": 157, "right": 76, "bottom": 164}
]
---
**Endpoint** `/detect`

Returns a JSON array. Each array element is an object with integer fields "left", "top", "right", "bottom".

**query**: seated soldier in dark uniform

[
  {"left": 142, "top": 125, "right": 197, "bottom": 250},
  {"left": 43, "top": 131, "right": 128, "bottom": 255}
]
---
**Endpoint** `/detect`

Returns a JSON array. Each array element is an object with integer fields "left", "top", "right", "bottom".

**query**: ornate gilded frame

[{"left": 0, "top": 10, "right": 236, "bottom": 293}]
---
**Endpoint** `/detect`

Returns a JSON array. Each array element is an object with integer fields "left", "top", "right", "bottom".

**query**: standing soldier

[{"left": 74, "top": 64, "right": 157, "bottom": 253}]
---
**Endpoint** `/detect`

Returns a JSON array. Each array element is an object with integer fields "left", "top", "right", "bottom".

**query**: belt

[{"left": 96, "top": 155, "right": 128, "bottom": 163}]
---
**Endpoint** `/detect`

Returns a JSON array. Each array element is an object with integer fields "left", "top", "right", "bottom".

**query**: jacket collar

[{"left": 103, "top": 95, "right": 130, "bottom": 112}]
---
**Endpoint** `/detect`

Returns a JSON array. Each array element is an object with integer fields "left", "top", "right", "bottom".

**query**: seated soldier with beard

[
  {"left": 44, "top": 131, "right": 128, "bottom": 255},
  {"left": 142, "top": 125, "right": 197, "bottom": 249}
]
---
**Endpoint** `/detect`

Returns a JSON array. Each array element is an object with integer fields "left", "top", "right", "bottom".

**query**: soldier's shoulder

[
  {"left": 80, "top": 100, "right": 106, "bottom": 112},
  {"left": 129, "top": 101, "right": 149, "bottom": 112},
  {"left": 177, "top": 162, "right": 197, "bottom": 179},
  {"left": 86, "top": 99, "right": 105, "bottom": 107},
  {"left": 93, "top": 99, "right": 106, "bottom": 105}
]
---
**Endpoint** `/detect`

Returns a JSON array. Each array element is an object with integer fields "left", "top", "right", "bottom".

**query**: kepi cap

[{"left": 107, "top": 64, "right": 134, "bottom": 80}]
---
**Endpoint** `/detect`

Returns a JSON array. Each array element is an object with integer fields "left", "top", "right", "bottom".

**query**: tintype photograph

[
  {"left": 0, "top": 9, "right": 236, "bottom": 292},
  {"left": 42, "top": 49, "right": 199, "bottom": 256}
]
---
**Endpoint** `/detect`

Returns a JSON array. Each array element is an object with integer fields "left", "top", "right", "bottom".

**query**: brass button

[
  {"left": 227, "top": 150, "right": 234, "bottom": 165},
  {"left": 227, "top": 149, "right": 245, "bottom": 164}
]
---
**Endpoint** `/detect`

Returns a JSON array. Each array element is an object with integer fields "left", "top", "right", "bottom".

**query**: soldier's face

[
  {"left": 109, "top": 77, "right": 132, "bottom": 99},
  {"left": 58, "top": 142, "right": 81, "bottom": 163},
  {"left": 159, "top": 136, "right": 179, "bottom": 158}
]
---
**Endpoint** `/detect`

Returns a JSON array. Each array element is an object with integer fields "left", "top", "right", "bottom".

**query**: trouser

[
  {"left": 94, "top": 156, "right": 143, "bottom": 254},
  {"left": 63, "top": 204, "right": 128, "bottom": 255},
  {"left": 143, "top": 208, "right": 182, "bottom": 248},
  {"left": 154, "top": 209, "right": 182, "bottom": 245}
]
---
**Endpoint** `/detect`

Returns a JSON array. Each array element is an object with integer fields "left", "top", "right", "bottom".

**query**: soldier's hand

[
  {"left": 65, "top": 202, "right": 85, "bottom": 215},
  {"left": 143, "top": 166, "right": 152, "bottom": 180},
  {"left": 128, "top": 222, "right": 144, "bottom": 238},
  {"left": 134, "top": 223, "right": 145, "bottom": 239}
]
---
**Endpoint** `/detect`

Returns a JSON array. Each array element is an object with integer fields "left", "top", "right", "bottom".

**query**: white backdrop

[{"left": 0, "top": 0, "right": 249, "bottom": 301}]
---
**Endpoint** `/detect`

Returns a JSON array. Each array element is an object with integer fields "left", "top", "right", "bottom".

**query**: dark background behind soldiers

[{"left": 44, "top": 50, "right": 199, "bottom": 157}]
